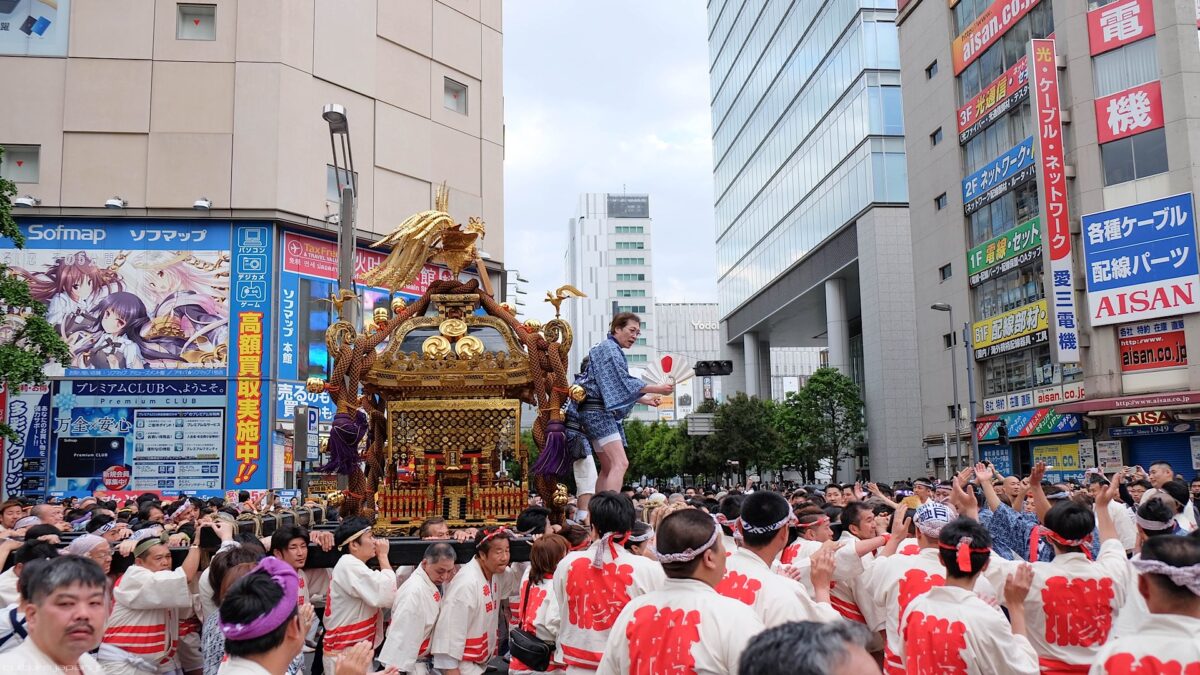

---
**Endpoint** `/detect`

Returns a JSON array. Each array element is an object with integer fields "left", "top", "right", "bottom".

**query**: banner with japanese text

[
  {"left": 1119, "top": 319, "right": 1188, "bottom": 372},
  {"left": 1030, "top": 38, "right": 1080, "bottom": 363},
  {"left": 958, "top": 56, "right": 1029, "bottom": 145},
  {"left": 0, "top": 384, "right": 50, "bottom": 500},
  {"left": 1094, "top": 80, "right": 1164, "bottom": 145},
  {"left": 972, "top": 299, "right": 1049, "bottom": 360},
  {"left": 227, "top": 224, "right": 274, "bottom": 489},
  {"left": 1081, "top": 193, "right": 1200, "bottom": 326},
  {"left": 976, "top": 407, "right": 1081, "bottom": 442},
  {"left": 952, "top": 0, "right": 1041, "bottom": 74},
  {"left": 962, "top": 136, "right": 1037, "bottom": 215},
  {"left": 1087, "top": 0, "right": 1154, "bottom": 56},
  {"left": 967, "top": 217, "right": 1041, "bottom": 287}
]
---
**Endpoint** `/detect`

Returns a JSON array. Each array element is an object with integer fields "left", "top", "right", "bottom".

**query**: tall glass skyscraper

[{"left": 707, "top": 0, "right": 925, "bottom": 480}]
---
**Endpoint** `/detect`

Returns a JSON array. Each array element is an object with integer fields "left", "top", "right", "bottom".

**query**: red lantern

[{"left": 661, "top": 355, "right": 673, "bottom": 374}]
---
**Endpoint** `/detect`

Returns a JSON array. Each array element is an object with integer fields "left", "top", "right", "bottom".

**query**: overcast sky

[{"left": 502, "top": 1, "right": 718, "bottom": 323}]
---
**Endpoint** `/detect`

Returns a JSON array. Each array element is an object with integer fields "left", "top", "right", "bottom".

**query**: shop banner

[
  {"left": 3, "top": 221, "right": 233, "bottom": 378},
  {"left": 1087, "top": 0, "right": 1154, "bottom": 56},
  {"left": 276, "top": 380, "right": 336, "bottom": 423},
  {"left": 976, "top": 406, "right": 1080, "bottom": 441},
  {"left": 1081, "top": 193, "right": 1200, "bottom": 326},
  {"left": 1096, "top": 440, "right": 1124, "bottom": 468},
  {"left": 980, "top": 445, "right": 1014, "bottom": 476},
  {"left": 1030, "top": 39, "right": 1081, "bottom": 363},
  {"left": 958, "top": 56, "right": 1029, "bottom": 145},
  {"left": 48, "top": 380, "right": 226, "bottom": 493},
  {"left": 1119, "top": 318, "right": 1187, "bottom": 372},
  {"left": 1110, "top": 422, "right": 1196, "bottom": 438},
  {"left": 1, "top": 383, "right": 50, "bottom": 500},
  {"left": 952, "top": 0, "right": 1041, "bottom": 74},
  {"left": 227, "top": 225, "right": 274, "bottom": 490},
  {"left": 0, "top": 0, "right": 70, "bottom": 56},
  {"left": 962, "top": 136, "right": 1036, "bottom": 215},
  {"left": 1033, "top": 442, "right": 1085, "bottom": 483},
  {"left": 1094, "top": 80, "right": 1164, "bottom": 145},
  {"left": 973, "top": 299, "right": 1048, "bottom": 360},
  {"left": 983, "top": 381, "right": 1084, "bottom": 414},
  {"left": 967, "top": 217, "right": 1041, "bottom": 287}
]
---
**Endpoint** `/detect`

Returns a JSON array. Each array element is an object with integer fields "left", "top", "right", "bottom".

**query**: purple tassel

[
  {"left": 532, "top": 420, "right": 570, "bottom": 477},
  {"left": 315, "top": 410, "right": 368, "bottom": 475}
]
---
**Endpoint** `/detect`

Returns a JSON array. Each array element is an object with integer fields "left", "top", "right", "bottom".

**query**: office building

[
  {"left": 706, "top": 0, "right": 924, "bottom": 480},
  {"left": 0, "top": 0, "right": 504, "bottom": 498},
  {"left": 898, "top": 0, "right": 1200, "bottom": 480},
  {"left": 655, "top": 302, "right": 722, "bottom": 419}
]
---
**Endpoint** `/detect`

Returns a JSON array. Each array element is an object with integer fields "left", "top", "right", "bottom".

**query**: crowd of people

[{"left": 0, "top": 457, "right": 1195, "bottom": 674}]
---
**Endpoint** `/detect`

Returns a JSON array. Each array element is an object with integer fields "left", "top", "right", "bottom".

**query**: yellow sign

[
  {"left": 658, "top": 394, "right": 675, "bottom": 422},
  {"left": 972, "top": 300, "right": 1049, "bottom": 359}
]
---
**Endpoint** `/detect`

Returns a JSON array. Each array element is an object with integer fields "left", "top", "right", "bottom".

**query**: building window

[
  {"left": 615, "top": 226, "right": 644, "bottom": 234},
  {"left": 616, "top": 273, "right": 646, "bottom": 281},
  {"left": 1093, "top": 37, "right": 1158, "bottom": 98},
  {"left": 975, "top": 260, "right": 1045, "bottom": 319},
  {"left": 935, "top": 193, "right": 948, "bottom": 210},
  {"left": 1101, "top": 127, "right": 1168, "bottom": 186},
  {"left": 633, "top": 404, "right": 651, "bottom": 412},
  {"left": 943, "top": 333, "right": 956, "bottom": 349},
  {"left": 444, "top": 78, "right": 468, "bottom": 114},
  {"left": 615, "top": 241, "right": 644, "bottom": 250},
  {"left": 0, "top": 144, "right": 39, "bottom": 183},
  {"left": 635, "top": 337, "right": 647, "bottom": 346},
  {"left": 947, "top": 405, "right": 960, "bottom": 421},
  {"left": 616, "top": 305, "right": 646, "bottom": 313},
  {"left": 930, "top": 127, "right": 943, "bottom": 146},
  {"left": 177, "top": 4, "right": 216, "bottom": 40},
  {"left": 627, "top": 354, "right": 649, "bottom": 363},
  {"left": 925, "top": 60, "right": 938, "bottom": 79},
  {"left": 939, "top": 263, "right": 952, "bottom": 281},
  {"left": 616, "top": 289, "right": 646, "bottom": 298},
  {"left": 615, "top": 257, "right": 645, "bottom": 265}
]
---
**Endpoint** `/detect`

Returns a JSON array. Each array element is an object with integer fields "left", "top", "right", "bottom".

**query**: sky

[{"left": 502, "top": 1, "right": 718, "bottom": 323}]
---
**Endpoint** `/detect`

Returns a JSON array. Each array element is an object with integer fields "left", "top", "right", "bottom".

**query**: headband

[
  {"left": 913, "top": 480, "right": 933, "bottom": 489},
  {"left": 1135, "top": 514, "right": 1175, "bottom": 532},
  {"left": 92, "top": 520, "right": 116, "bottom": 535},
  {"left": 1041, "top": 529, "right": 1093, "bottom": 560},
  {"left": 15, "top": 516, "right": 41, "bottom": 529},
  {"left": 593, "top": 531, "right": 630, "bottom": 568},
  {"left": 739, "top": 511, "right": 796, "bottom": 535},
  {"left": 132, "top": 525, "right": 164, "bottom": 542},
  {"left": 66, "top": 534, "right": 107, "bottom": 556},
  {"left": 219, "top": 557, "right": 299, "bottom": 640},
  {"left": 655, "top": 520, "right": 720, "bottom": 564},
  {"left": 938, "top": 536, "right": 989, "bottom": 573},
  {"left": 338, "top": 526, "right": 371, "bottom": 550},
  {"left": 478, "top": 527, "right": 510, "bottom": 549},
  {"left": 1130, "top": 559, "right": 1200, "bottom": 595},
  {"left": 133, "top": 537, "right": 165, "bottom": 558},
  {"left": 797, "top": 516, "right": 830, "bottom": 529},
  {"left": 914, "top": 503, "right": 958, "bottom": 538},
  {"left": 627, "top": 527, "right": 655, "bottom": 544},
  {"left": 167, "top": 500, "right": 193, "bottom": 523},
  {"left": 1045, "top": 491, "right": 1070, "bottom": 500}
]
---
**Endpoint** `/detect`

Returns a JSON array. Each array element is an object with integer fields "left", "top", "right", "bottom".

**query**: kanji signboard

[
  {"left": 958, "top": 56, "right": 1029, "bottom": 145},
  {"left": 967, "top": 217, "right": 1041, "bottom": 287},
  {"left": 952, "top": 0, "right": 1042, "bottom": 74},
  {"left": 1119, "top": 319, "right": 1188, "bottom": 372},
  {"left": 972, "top": 299, "right": 1049, "bottom": 360},
  {"left": 976, "top": 406, "right": 1081, "bottom": 442},
  {"left": 962, "top": 136, "right": 1037, "bottom": 216},
  {"left": 1081, "top": 193, "right": 1200, "bottom": 326},
  {"left": 1030, "top": 38, "right": 1080, "bottom": 363},
  {"left": 1094, "top": 80, "right": 1164, "bottom": 145},
  {"left": 1087, "top": 0, "right": 1154, "bottom": 56}
]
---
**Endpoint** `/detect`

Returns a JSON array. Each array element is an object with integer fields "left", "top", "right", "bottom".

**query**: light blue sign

[
  {"left": 1082, "top": 193, "right": 1198, "bottom": 292},
  {"left": 962, "top": 136, "right": 1036, "bottom": 214}
]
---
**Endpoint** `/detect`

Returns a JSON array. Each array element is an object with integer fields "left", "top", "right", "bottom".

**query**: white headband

[
  {"left": 1135, "top": 514, "right": 1175, "bottom": 531},
  {"left": 738, "top": 511, "right": 795, "bottom": 535},
  {"left": 655, "top": 520, "right": 719, "bottom": 564},
  {"left": 1130, "top": 559, "right": 1200, "bottom": 595}
]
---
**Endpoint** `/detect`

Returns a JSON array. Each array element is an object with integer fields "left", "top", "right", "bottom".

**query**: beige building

[{"left": 0, "top": 0, "right": 505, "bottom": 259}]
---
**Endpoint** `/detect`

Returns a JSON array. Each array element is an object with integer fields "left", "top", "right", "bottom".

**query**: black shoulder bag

[{"left": 508, "top": 580, "right": 554, "bottom": 671}]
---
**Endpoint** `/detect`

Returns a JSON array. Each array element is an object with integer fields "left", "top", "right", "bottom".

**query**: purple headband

[{"left": 219, "top": 557, "right": 299, "bottom": 641}]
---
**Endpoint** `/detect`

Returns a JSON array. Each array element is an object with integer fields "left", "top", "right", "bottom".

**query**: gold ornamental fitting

[
  {"left": 422, "top": 335, "right": 452, "bottom": 358},
  {"left": 305, "top": 377, "right": 327, "bottom": 394},
  {"left": 499, "top": 302, "right": 517, "bottom": 315},
  {"left": 568, "top": 385, "right": 586, "bottom": 402},
  {"left": 391, "top": 298, "right": 407, "bottom": 313},
  {"left": 372, "top": 307, "right": 390, "bottom": 325},
  {"left": 439, "top": 318, "right": 468, "bottom": 338},
  {"left": 553, "top": 484, "right": 569, "bottom": 507},
  {"left": 455, "top": 335, "right": 484, "bottom": 358},
  {"left": 523, "top": 319, "right": 543, "bottom": 332}
]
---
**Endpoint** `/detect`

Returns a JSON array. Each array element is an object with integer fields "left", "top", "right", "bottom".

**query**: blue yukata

[{"left": 565, "top": 336, "right": 645, "bottom": 450}]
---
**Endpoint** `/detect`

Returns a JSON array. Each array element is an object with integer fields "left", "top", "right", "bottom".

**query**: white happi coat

[
  {"left": 717, "top": 547, "right": 839, "bottom": 626},
  {"left": 215, "top": 656, "right": 272, "bottom": 675},
  {"left": 899, "top": 585, "right": 1039, "bottom": 675},
  {"left": 322, "top": 555, "right": 396, "bottom": 656},
  {"left": 985, "top": 539, "right": 1131, "bottom": 671},
  {"left": 99, "top": 565, "right": 191, "bottom": 675},
  {"left": 431, "top": 558, "right": 521, "bottom": 675},
  {"left": 511, "top": 569, "right": 566, "bottom": 675},
  {"left": 11, "top": 637, "right": 106, "bottom": 675},
  {"left": 595, "top": 578, "right": 765, "bottom": 675},
  {"left": 0, "top": 568, "right": 18, "bottom": 607},
  {"left": 378, "top": 564, "right": 442, "bottom": 674},
  {"left": 831, "top": 532, "right": 876, "bottom": 624},
  {"left": 778, "top": 537, "right": 867, "bottom": 601},
  {"left": 869, "top": 547, "right": 997, "bottom": 674},
  {"left": 1088, "top": 613, "right": 1200, "bottom": 674},
  {"left": 541, "top": 542, "right": 665, "bottom": 672}
]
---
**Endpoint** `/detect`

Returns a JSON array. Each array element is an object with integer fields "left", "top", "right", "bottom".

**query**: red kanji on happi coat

[
  {"left": 1042, "top": 576, "right": 1115, "bottom": 647},
  {"left": 565, "top": 558, "right": 634, "bottom": 630},
  {"left": 715, "top": 571, "right": 762, "bottom": 606},
  {"left": 624, "top": 605, "right": 702, "bottom": 675},
  {"left": 904, "top": 611, "right": 969, "bottom": 675}
]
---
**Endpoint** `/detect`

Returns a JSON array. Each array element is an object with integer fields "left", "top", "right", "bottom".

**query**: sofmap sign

[
  {"left": 962, "top": 136, "right": 1036, "bottom": 215},
  {"left": 972, "top": 299, "right": 1049, "bottom": 360},
  {"left": 1087, "top": 0, "right": 1154, "bottom": 57},
  {"left": 967, "top": 217, "right": 1041, "bottom": 287},
  {"left": 958, "top": 56, "right": 1029, "bottom": 145},
  {"left": 1081, "top": 193, "right": 1200, "bottom": 326},
  {"left": 1094, "top": 80, "right": 1164, "bottom": 145},
  {"left": 952, "top": 0, "right": 1041, "bottom": 74}
]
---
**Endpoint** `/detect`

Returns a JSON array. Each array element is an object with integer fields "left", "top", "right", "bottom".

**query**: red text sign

[
  {"left": 282, "top": 231, "right": 461, "bottom": 295},
  {"left": 1087, "top": 0, "right": 1154, "bottom": 56},
  {"left": 958, "top": 56, "right": 1028, "bottom": 144},
  {"left": 1120, "top": 329, "right": 1187, "bottom": 372},
  {"left": 952, "top": 0, "right": 1041, "bottom": 74},
  {"left": 1094, "top": 80, "right": 1164, "bottom": 145}
]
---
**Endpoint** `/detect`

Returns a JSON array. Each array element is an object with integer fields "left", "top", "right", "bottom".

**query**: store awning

[{"left": 1054, "top": 391, "right": 1200, "bottom": 415}]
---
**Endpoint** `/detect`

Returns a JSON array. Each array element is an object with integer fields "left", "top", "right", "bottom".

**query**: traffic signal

[
  {"left": 997, "top": 420, "right": 1009, "bottom": 445},
  {"left": 694, "top": 360, "right": 734, "bottom": 376}
]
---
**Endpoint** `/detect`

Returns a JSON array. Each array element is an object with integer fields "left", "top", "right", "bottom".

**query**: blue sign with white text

[{"left": 962, "top": 136, "right": 1036, "bottom": 214}]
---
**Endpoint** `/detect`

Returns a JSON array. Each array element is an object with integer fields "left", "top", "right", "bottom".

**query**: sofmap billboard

[
  {"left": 228, "top": 225, "right": 273, "bottom": 489},
  {"left": 1081, "top": 193, "right": 1200, "bottom": 326},
  {"left": 962, "top": 137, "right": 1036, "bottom": 215},
  {"left": 0, "top": 0, "right": 70, "bottom": 56}
]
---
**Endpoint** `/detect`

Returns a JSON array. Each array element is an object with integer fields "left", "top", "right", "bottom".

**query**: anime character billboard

[{"left": 1, "top": 221, "right": 231, "bottom": 377}]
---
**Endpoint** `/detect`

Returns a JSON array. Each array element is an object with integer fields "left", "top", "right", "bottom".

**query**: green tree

[
  {"left": 705, "top": 393, "right": 782, "bottom": 484},
  {"left": 776, "top": 390, "right": 824, "bottom": 482},
  {"left": 0, "top": 147, "right": 70, "bottom": 442},
  {"left": 789, "top": 367, "right": 864, "bottom": 481}
]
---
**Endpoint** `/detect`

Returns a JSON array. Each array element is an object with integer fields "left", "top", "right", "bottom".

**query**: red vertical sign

[
  {"left": 1093, "top": 80, "right": 1164, "bottom": 144},
  {"left": 1087, "top": 0, "right": 1155, "bottom": 56}
]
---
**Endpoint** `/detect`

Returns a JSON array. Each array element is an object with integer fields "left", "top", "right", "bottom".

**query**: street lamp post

[
  {"left": 322, "top": 103, "right": 359, "bottom": 329},
  {"left": 963, "top": 321, "right": 980, "bottom": 465},
  {"left": 931, "top": 303, "right": 962, "bottom": 471}
]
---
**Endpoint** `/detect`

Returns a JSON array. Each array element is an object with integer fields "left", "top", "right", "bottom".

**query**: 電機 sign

[
  {"left": 1095, "top": 80, "right": 1164, "bottom": 145},
  {"left": 1087, "top": 0, "right": 1154, "bottom": 56}
]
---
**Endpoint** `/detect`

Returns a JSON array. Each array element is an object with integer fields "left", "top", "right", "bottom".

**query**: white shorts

[
  {"left": 593, "top": 433, "right": 621, "bottom": 448},
  {"left": 573, "top": 456, "right": 598, "bottom": 496}
]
